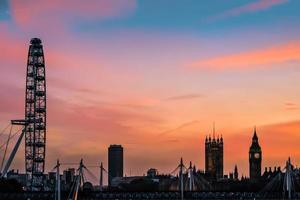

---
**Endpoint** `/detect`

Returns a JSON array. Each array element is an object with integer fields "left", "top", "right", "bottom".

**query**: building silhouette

[
  {"left": 205, "top": 133, "right": 223, "bottom": 180},
  {"left": 62, "top": 168, "right": 76, "bottom": 185},
  {"left": 234, "top": 165, "right": 239, "bottom": 180},
  {"left": 108, "top": 145, "right": 124, "bottom": 186},
  {"left": 249, "top": 128, "right": 262, "bottom": 181}
]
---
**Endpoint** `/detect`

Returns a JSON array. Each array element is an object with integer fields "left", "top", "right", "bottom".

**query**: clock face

[{"left": 254, "top": 153, "right": 260, "bottom": 159}]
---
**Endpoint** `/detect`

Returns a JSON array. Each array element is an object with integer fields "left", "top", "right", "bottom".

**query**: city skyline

[{"left": 1, "top": 0, "right": 300, "bottom": 179}]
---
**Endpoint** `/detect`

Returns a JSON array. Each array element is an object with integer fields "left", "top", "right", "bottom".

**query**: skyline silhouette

[{"left": 1, "top": 0, "right": 300, "bottom": 182}]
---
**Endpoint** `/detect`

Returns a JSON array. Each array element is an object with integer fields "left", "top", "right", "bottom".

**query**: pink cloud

[
  {"left": 190, "top": 40, "right": 300, "bottom": 70},
  {"left": 0, "top": 22, "right": 117, "bottom": 87},
  {"left": 0, "top": 23, "right": 25, "bottom": 64},
  {"left": 0, "top": 83, "right": 23, "bottom": 117},
  {"left": 0, "top": 24, "right": 105, "bottom": 93},
  {"left": 0, "top": 83, "right": 165, "bottom": 176},
  {"left": 207, "top": 0, "right": 289, "bottom": 21},
  {"left": 9, "top": 0, "right": 136, "bottom": 33}
]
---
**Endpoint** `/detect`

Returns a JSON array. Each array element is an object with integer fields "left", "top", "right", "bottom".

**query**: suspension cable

[
  {"left": 0, "top": 125, "right": 13, "bottom": 172},
  {"left": 0, "top": 124, "right": 11, "bottom": 139},
  {"left": 84, "top": 167, "right": 99, "bottom": 183},
  {"left": 0, "top": 126, "right": 23, "bottom": 150},
  {"left": 170, "top": 166, "right": 180, "bottom": 175}
]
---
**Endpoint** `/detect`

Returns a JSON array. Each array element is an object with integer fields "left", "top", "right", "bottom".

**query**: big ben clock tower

[{"left": 249, "top": 127, "right": 262, "bottom": 181}]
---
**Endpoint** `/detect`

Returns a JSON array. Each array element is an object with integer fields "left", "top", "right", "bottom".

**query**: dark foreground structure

[
  {"left": 25, "top": 38, "right": 47, "bottom": 190},
  {"left": 108, "top": 144, "right": 124, "bottom": 186},
  {"left": 1, "top": 191, "right": 300, "bottom": 200}
]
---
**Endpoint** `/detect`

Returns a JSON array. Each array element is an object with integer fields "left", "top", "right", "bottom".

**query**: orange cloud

[
  {"left": 165, "top": 94, "right": 204, "bottom": 101},
  {"left": 284, "top": 102, "right": 300, "bottom": 110},
  {"left": 191, "top": 40, "right": 300, "bottom": 70}
]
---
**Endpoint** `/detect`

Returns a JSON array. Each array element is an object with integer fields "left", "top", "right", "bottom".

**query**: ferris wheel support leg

[{"left": 1, "top": 128, "right": 25, "bottom": 177}]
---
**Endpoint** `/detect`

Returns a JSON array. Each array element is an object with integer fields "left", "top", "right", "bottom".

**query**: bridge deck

[{"left": 0, "top": 191, "right": 299, "bottom": 200}]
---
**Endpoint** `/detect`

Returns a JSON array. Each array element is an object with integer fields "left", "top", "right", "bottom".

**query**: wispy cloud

[
  {"left": 284, "top": 102, "right": 300, "bottom": 110},
  {"left": 165, "top": 94, "right": 204, "bottom": 101},
  {"left": 207, "top": 0, "right": 289, "bottom": 22},
  {"left": 190, "top": 40, "right": 300, "bottom": 70},
  {"left": 158, "top": 120, "right": 200, "bottom": 137}
]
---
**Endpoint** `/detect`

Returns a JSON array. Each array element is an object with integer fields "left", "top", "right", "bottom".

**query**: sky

[{"left": 1, "top": 0, "right": 300, "bottom": 183}]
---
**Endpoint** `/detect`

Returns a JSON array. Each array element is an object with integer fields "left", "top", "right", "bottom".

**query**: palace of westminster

[{"left": 205, "top": 127, "right": 262, "bottom": 182}]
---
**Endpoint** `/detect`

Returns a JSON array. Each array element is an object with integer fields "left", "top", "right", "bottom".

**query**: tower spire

[
  {"left": 249, "top": 126, "right": 262, "bottom": 181},
  {"left": 213, "top": 121, "right": 215, "bottom": 139},
  {"left": 252, "top": 126, "right": 258, "bottom": 141},
  {"left": 234, "top": 165, "right": 238, "bottom": 180}
]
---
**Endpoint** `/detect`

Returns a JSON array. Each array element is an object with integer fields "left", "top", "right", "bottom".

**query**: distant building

[
  {"left": 147, "top": 168, "right": 158, "bottom": 178},
  {"left": 47, "top": 172, "right": 56, "bottom": 185},
  {"left": 6, "top": 170, "right": 26, "bottom": 186},
  {"left": 262, "top": 166, "right": 281, "bottom": 180},
  {"left": 108, "top": 144, "right": 124, "bottom": 186},
  {"left": 249, "top": 128, "right": 262, "bottom": 181},
  {"left": 229, "top": 173, "right": 233, "bottom": 180},
  {"left": 62, "top": 168, "right": 75, "bottom": 185},
  {"left": 205, "top": 134, "right": 223, "bottom": 180}
]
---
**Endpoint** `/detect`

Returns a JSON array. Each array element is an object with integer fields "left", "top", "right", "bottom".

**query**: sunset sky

[{"left": 1, "top": 0, "right": 300, "bottom": 181}]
